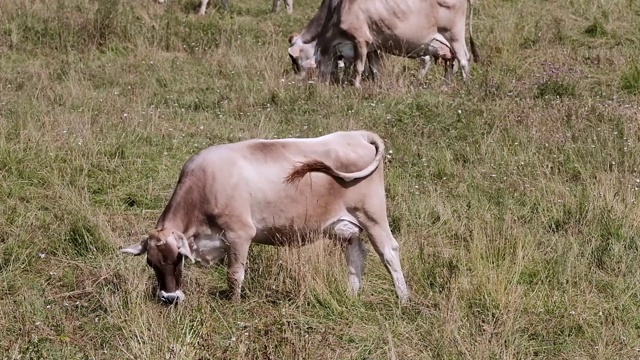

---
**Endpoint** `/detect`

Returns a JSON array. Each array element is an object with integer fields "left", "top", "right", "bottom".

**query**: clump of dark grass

[
  {"left": 535, "top": 79, "right": 577, "bottom": 99},
  {"left": 620, "top": 63, "right": 640, "bottom": 95}
]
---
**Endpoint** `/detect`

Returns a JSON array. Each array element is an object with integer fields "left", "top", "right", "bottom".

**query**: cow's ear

[
  {"left": 288, "top": 45, "right": 300, "bottom": 58},
  {"left": 288, "top": 33, "right": 299, "bottom": 45},
  {"left": 120, "top": 240, "right": 147, "bottom": 256},
  {"left": 174, "top": 231, "right": 195, "bottom": 263}
]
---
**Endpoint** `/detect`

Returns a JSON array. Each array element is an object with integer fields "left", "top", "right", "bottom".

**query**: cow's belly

[
  {"left": 252, "top": 214, "right": 362, "bottom": 247},
  {"left": 252, "top": 226, "right": 325, "bottom": 247},
  {"left": 374, "top": 35, "right": 434, "bottom": 58},
  {"left": 251, "top": 205, "right": 345, "bottom": 246},
  {"left": 334, "top": 34, "right": 432, "bottom": 60}
]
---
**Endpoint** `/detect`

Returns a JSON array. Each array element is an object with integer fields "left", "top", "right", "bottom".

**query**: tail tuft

[{"left": 284, "top": 159, "right": 333, "bottom": 185}]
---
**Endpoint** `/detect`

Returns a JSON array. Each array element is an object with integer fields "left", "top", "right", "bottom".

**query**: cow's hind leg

[
  {"left": 361, "top": 222, "right": 409, "bottom": 303},
  {"left": 449, "top": 39, "right": 470, "bottom": 82},
  {"left": 330, "top": 219, "right": 367, "bottom": 295},
  {"left": 365, "top": 50, "right": 381, "bottom": 82},
  {"left": 418, "top": 56, "right": 432, "bottom": 78},
  {"left": 198, "top": 0, "right": 209, "bottom": 15},
  {"left": 345, "top": 237, "right": 367, "bottom": 295}
]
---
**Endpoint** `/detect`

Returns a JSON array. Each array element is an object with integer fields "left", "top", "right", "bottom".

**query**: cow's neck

[
  {"left": 155, "top": 186, "right": 204, "bottom": 239},
  {"left": 303, "top": 0, "right": 334, "bottom": 42}
]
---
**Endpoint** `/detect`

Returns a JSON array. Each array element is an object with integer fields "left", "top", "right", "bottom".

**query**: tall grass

[{"left": 1, "top": 0, "right": 640, "bottom": 358}]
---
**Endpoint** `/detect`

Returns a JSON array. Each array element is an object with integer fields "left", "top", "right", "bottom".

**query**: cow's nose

[{"left": 159, "top": 291, "right": 184, "bottom": 304}]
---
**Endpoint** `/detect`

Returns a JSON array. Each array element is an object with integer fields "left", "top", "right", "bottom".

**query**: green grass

[{"left": 1, "top": 0, "right": 640, "bottom": 358}]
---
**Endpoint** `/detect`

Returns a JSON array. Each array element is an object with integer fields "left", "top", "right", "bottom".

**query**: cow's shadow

[{"left": 209, "top": 288, "right": 235, "bottom": 300}]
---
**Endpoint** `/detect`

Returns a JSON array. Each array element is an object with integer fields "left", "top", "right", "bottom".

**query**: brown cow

[
  {"left": 312, "top": 0, "right": 480, "bottom": 87},
  {"left": 288, "top": 3, "right": 459, "bottom": 81},
  {"left": 121, "top": 131, "right": 409, "bottom": 305}
]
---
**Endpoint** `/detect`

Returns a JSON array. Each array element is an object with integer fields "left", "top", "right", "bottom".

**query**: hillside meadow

[{"left": 1, "top": 0, "right": 640, "bottom": 358}]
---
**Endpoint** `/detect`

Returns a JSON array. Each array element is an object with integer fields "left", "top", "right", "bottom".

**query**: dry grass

[{"left": 1, "top": 0, "right": 640, "bottom": 358}]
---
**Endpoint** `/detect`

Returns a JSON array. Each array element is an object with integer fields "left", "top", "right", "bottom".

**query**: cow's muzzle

[{"left": 158, "top": 290, "right": 185, "bottom": 305}]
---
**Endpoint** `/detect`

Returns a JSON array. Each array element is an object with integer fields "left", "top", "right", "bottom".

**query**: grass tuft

[
  {"left": 535, "top": 79, "right": 577, "bottom": 99},
  {"left": 60, "top": 215, "right": 112, "bottom": 259},
  {"left": 584, "top": 19, "right": 608, "bottom": 38},
  {"left": 620, "top": 63, "right": 640, "bottom": 95}
]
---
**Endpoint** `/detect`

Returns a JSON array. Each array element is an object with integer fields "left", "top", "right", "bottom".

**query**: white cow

[{"left": 121, "top": 131, "right": 409, "bottom": 305}]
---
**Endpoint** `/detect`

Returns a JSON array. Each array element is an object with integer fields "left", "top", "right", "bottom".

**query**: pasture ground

[{"left": 1, "top": 0, "right": 640, "bottom": 358}]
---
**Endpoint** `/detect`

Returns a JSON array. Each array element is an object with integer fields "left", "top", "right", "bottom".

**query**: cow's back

[
  {"left": 327, "top": 0, "right": 467, "bottom": 58},
  {"left": 194, "top": 132, "right": 381, "bottom": 233}
]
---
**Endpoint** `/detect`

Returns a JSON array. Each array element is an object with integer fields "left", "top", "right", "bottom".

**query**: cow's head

[
  {"left": 288, "top": 33, "right": 317, "bottom": 78},
  {"left": 120, "top": 229, "right": 194, "bottom": 304}
]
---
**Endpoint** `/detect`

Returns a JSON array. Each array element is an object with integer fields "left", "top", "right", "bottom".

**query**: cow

[
  {"left": 287, "top": 0, "right": 476, "bottom": 85},
  {"left": 157, "top": 0, "right": 293, "bottom": 16},
  {"left": 120, "top": 131, "right": 410, "bottom": 305},
  {"left": 287, "top": 0, "right": 342, "bottom": 79},
  {"left": 311, "top": 0, "right": 480, "bottom": 87},
  {"left": 289, "top": 33, "right": 456, "bottom": 80},
  {"left": 289, "top": 27, "right": 453, "bottom": 82}
]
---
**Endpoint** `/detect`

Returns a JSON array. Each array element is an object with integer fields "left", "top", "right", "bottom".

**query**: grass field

[{"left": 1, "top": 0, "right": 640, "bottom": 358}]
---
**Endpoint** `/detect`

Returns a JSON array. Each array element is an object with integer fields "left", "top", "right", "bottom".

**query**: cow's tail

[
  {"left": 467, "top": 0, "right": 481, "bottom": 64},
  {"left": 284, "top": 132, "right": 385, "bottom": 185}
]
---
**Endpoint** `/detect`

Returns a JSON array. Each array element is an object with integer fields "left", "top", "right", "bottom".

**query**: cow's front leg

[
  {"left": 198, "top": 0, "right": 209, "bottom": 15},
  {"left": 225, "top": 228, "right": 255, "bottom": 301},
  {"left": 331, "top": 219, "right": 367, "bottom": 295},
  {"left": 284, "top": 0, "right": 293, "bottom": 14},
  {"left": 353, "top": 41, "right": 368, "bottom": 88},
  {"left": 271, "top": 0, "right": 280, "bottom": 13}
]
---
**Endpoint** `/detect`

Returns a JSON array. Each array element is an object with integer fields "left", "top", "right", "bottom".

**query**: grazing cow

[
  {"left": 158, "top": 0, "right": 292, "bottom": 16},
  {"left": 287, "top": 0, "right": 476, "bottom": 84},
  {"left": 121, "top": 131, "right": 409, "bottom": 305},
  {"left": 287, "top": 0, "right": 340, "bottom": 78},
  {"left": 311, "top": 0, "right": 480, "bottom": 87},
  {"left": 289, "top": 27, "right": 452, "bottom": 82},
  {"left": 287, "top": 0, "right": 382, "bottom": 80}
]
